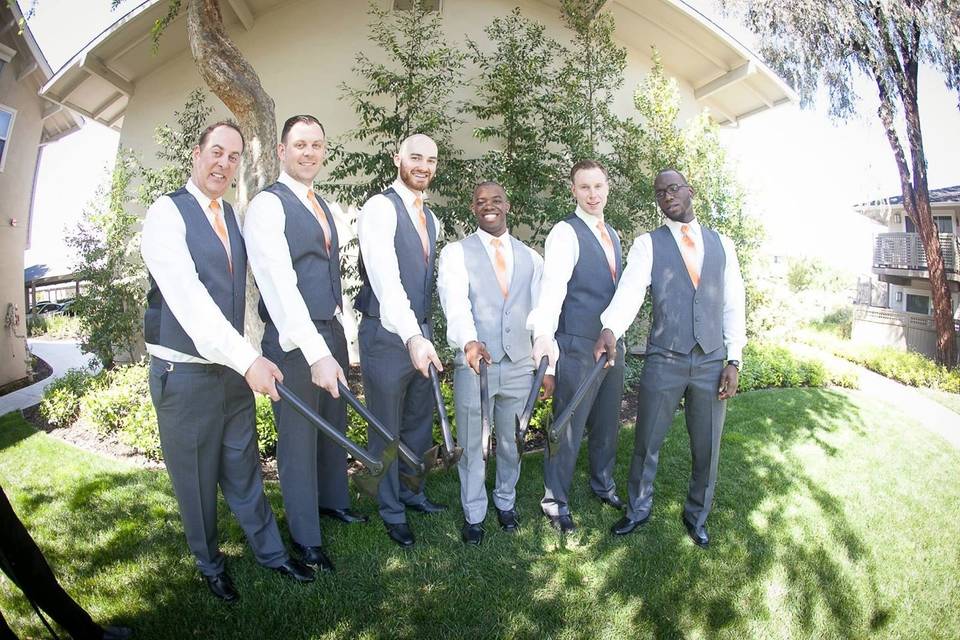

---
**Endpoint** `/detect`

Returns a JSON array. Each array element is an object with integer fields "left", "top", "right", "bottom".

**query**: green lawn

[
  {"left": 1, "top": 387, "right": 959, "bottom": 639},
  {"left": 920, "top": 387, "right": 960, "bottom": 416}
]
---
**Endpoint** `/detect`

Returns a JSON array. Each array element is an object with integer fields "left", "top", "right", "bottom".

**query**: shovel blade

[
  {"left": 422, "top": 444, "right": 442, "bottom": 473},
  {"left": 350, "top": 441, "right": 398, "bottom": 498},
  {"left": 442, "top": 445, "right": 463, "bottom": 469},
  {"left": 400, "top": 472, "right": 422, "bottom": 493}
]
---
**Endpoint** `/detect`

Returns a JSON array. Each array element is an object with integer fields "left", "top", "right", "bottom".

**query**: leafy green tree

[{"left": 721, "top": 0, "right": 960, "bottom": 365}]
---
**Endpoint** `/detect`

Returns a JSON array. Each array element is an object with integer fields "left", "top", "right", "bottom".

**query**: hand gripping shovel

[
  {"left": 545, "top": 354, "right": 609, "bottom": 457},
  {"left": 515, "top": 356, "right": 549, "bottom": 450},
  {"left": 479, "top": 359, "right": 492, "bottom": 462},
  {"left": 336, "top": 381, "right": 427, "bottom": 494},
  {"left": 427, "top": 363, "right": 463, "bottom": 469},
  {"left": 276, "top": 382, "right": 397, "bottom": 498}
]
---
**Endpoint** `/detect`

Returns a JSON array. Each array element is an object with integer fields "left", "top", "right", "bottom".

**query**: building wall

[
  {"left": 117, "top": 0, "right": 702, "bottom": 202},
  {"left": 0, "top": 45, "right": 43, "bottom": 386}
]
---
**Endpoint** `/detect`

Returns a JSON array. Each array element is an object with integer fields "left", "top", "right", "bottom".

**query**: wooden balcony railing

[{"left": 872, "top": 232, "right": 958, "bottom": 274}]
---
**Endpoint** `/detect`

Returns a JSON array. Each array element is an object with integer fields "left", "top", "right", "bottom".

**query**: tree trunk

[{"left": 186, "top": 0, "right": 277, "bottom": 345}]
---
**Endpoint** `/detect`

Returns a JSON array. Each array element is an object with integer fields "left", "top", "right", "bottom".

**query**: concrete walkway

[
  {"left": 0, "top": 340, "right": 99, "bottom": 416},
  {"left": 790, "top": 342, "right": 960, "bottom": 449}
]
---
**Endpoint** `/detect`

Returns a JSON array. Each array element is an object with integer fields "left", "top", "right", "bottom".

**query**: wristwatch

[{"left": 726, "top": 360, "right": 741, "bottom": 370}]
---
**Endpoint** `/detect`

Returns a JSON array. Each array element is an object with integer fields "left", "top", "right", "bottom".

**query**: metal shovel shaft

[
  {"left": 479, "top": 359, "right": 491, "bottom": 461},
  {"left": 337, "top": 381, "right": 425, "bottom": 474},
  {"left": 515, "top": 356, "right": 549, "bottom": 448},
  {"left": 547, "top": 354, "right": 609, "bottom": 444},
  {"left": 429, "top": 363, "right": 456, "bottom": 454}
]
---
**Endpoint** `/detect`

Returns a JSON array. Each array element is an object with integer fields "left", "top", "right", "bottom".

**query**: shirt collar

[
  {"left": 476, "top": 227, "right": 511, "bottom": 246},
  {"left": 186, "top": 179, "right": 222, "bottom": 212},
  {"left": 279, "top": 171, "right": 313, "bottom": 201},
  {"left": 574, "top": 205, "right": 604, "bottom": 227},
  {"left": 391, "top": 178, "right": 426, "bottom": 207},
  {"left": 664, "top": 216, "right": 700, "bottom": 236}
]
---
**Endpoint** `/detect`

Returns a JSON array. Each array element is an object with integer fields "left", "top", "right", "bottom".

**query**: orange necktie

[
  {"left": 414, "top": 195, "right": 430, "bottom": 262},
  {"left": 209, "top": 200, "right": 232, "bottom": 274},
  {"left": 680, "top": 224, "right": 700, "bottom": 288},
  {"left": 491, "top": 237, "right": 509, "bottom": 298},
  {"left": 596, "top": 221, "right": 617, "bottom": 282},
  {"left": 306, "top": 191, "right": 332, "bottom": 254}
]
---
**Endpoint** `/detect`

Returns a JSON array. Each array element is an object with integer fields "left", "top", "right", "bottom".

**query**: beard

[{"left": 399, "top": 161, "right": 434, "bottom": 192}]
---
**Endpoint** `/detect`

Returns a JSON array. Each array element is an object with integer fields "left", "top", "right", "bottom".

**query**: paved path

[
  {"left": 790, "top": 342, "right": 960, "bottom": 449},
  {"left": 0, "top": 340, "right": 99, "bottom": 416}
]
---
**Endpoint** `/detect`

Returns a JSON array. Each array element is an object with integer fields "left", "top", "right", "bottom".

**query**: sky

[{"left": 20, "top": 0, "right": 960, "bottom": 276}]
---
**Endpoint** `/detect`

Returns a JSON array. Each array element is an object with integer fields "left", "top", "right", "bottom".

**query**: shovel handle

[
  {"left": 429, "top": 363, "right": 456, "bottom": 454},
  {"left": 518, "top": 357, "right": 549, "bottom": 432},
  {"left": 337, "top": 381, "right": 424, "bottom": 473},
  {"left": 547, "top": 354, "right": 609, "bottom": 442},
  {"left": 479, "top": 359, "right": 491, "bottom": 460}
]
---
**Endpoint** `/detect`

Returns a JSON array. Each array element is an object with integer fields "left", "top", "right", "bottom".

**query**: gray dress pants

[
  {"left": 262, "top": 319, "right": 350, "bottom": 548},
  {"left": 454, "top": 357, "right": 532, "bottom": 525},
  {"left": 541, "top": 332, "right": 625, "bottom": 517},
  {"left": 626, "top": 344, "right": 726, "bottom": 528},
  {"left": 149, "top": 357, "right": 288, "bottom": 576},
  {"left": 358, "top": 316, "right": 433, "bottom": 524}
]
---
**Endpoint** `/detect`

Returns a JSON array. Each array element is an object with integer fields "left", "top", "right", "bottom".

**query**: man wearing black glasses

[{"left": 594, "top": 168, "right": 746, "bottom": 548}]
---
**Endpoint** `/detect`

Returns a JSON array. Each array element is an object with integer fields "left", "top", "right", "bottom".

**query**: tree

[{"left": 721, "top": 0, "right": 960, "bottom": 366}]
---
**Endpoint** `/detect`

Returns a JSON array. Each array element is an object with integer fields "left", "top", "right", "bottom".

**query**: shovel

[
  {"left": 515, "top": 356, "right": 549, "bottom": 450},
  {"left": 479, "top": 359, "right": 492, "bottom": 461},
  {"left": 427, "top": 363, "right": 463, "bottom": 469},
  {"left": 546, "top": 354, "right": 609, "bottom": 456}
]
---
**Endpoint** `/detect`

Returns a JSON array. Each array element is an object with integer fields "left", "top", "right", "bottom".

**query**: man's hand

[
  {"left": 408, "top": 334, "right": 443, "bottom": 378},
  {"left": 539, "top": 374, "right": 556, "bottom": 400},
  {"left": 245, "top": 356, "right": 284, "bottom": 401},
  {"left": 532, "top": 335, "right": 559, "bottom": 368},
  {"left": 593, "top": 328, "right": 617, "bottom": 368},
  {"left": 311, "top": 355, "right": 347, "bottom": 398},
  {"left": 718, "top": 364, "right": 739, "bottom": 400},
  {"left": 464, "top": 340, "right": 492, "bottom": 375}
]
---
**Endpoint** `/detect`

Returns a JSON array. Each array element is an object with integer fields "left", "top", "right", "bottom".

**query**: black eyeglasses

[{"left": 654, "top": 183, "right": 689, "bottom": 200}]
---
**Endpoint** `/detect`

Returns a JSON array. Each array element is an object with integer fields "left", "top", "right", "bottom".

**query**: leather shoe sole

[
  {"left": 544, "top": 513, "right": 576, "bottom": 534},
  {"left": 386, "top": 522, "right": 415, "bottom": 547},
  {"left": 319, "top": 507, "right": 369, "bottom": 524},
  {"left": 272, "top": 558, "right": 316, "bottom": 583},
  {"left": 610, "top": 514, "right": 650, "bottom": 536},
  {"left": 461, "top": 522, "right": 484, "bottom": 545},
  {"left": 682, "top": 517, "right": 710, "bottom": 548},
  {"left": 204, "top": 572, "right": 239, "bottom": 603}
]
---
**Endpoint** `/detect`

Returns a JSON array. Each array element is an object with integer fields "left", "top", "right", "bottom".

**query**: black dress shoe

[
  {"left": 204, "top": 572, "right": 239, "bottom": 602},
  {"left": 461, "top": 521, "right": 484, "bottom": 545},
  {"left": 386, "top": 522, "right": 415, "bottom": 547},
  {"left": 496, "top": 508, "right": 519, "bottom": 532},
  {"left": 610, "top": 514, "right": 649, "bottom": 536},
  {"left": 319, "top": 507, "right": 369, "bottom": 524},
  {"left": 597, "top": 493, "right": 626, "bottom": 510},
  {"left": 405, "top": 499, "right": 448, "bottom": 514},
  {"left": 292, "top": 541, "right": 335, "bottom": 573},
  {"left": 102, "top": 626, "right": 134, "bottom": 640},
  {"left": 272, "top": 558, "right": 316, "bottom": 582},
  {"left": 545, "top": 513, "right": 576, "bottom": 534},
  {"left": 682, "top": 516, "right": 710, "bottom": 548}
]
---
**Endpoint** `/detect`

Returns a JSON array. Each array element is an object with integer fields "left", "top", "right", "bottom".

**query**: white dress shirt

[
  {"left": 599, "top": 217, "right": 747, "bottom": 362},
  {"left": 525, "top": 206, "right": 613, "bottom": 341},
  {"left": 356, "top": 178, "right": 443, "bottom": 343},
  {"left": 243, "top": 171, "right": 346, "bottom": 367},
  {"left": 140, "top": 179, "right": 259, "bottom": 376}
]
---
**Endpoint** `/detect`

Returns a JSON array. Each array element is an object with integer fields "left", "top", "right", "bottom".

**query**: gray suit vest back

[
  {"left": 144, "top": 188, "right": 246, "bottom": 356},
  {"left": 355, "top": 187, "right": 437, "bottom": 325},
  {"left": 647, "top": 224, "right": 726, "bottom": 355},
  {"left": 258, "top": 182, "right": 342, "bottom": 332},
  {"left": 461, "top": 233, "right": 534, "bottom": 363},
  {"left": 556, "top": 214, "right": 622, "bottom": 340}
]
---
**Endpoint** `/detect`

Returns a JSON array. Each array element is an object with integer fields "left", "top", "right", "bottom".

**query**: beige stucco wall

[
  {"left": 0, "top": 49, "right": 43, "bottom": 386},
  {"left": 118, "top": 0, "right": 702, "bottom": 204}
]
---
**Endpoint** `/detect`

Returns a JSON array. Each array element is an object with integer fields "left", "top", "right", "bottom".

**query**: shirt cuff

[
  {"left": 299, "top": 331, "right": 333, "bottom": 367},
  {"left": 230, "top": 343, "right": 261, "bottom": 378},
  {"left": 725, "top": 343, "right": 744, "bottom": 363}
]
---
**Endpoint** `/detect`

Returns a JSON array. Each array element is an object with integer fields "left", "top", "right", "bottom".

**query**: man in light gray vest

[
  {"left": 596, "top": 168, "right": 746, "bottom": 547},
  {"left": 356, "top": 134, "right": 447, "bottom": 548},
  {"left": 141, "top": 121, "right": 314, "bottom": 602},
  {"left": 437, "top": 181, "right": 555, "bottom": 545},
  {"left": 245, "top": 115, "right": 366, "bottom": 575},
  {"left": 527, "top": 160, "right": 626, "bottom": 534}
]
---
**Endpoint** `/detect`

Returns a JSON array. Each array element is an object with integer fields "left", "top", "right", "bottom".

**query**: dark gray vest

[
  {"left": 462, "top": 233, "right": 534, "bottom": 363},
  {"left": 144, "top": 188, "right": 246, "bottom": 357},
  {"left": 258, "top": 182, "right": 342, "bottom": 331},
  {"left": 556, "top": 214, "right": 622, "bottom": 340},
  {"left": 355, "top": 187, "right": 437, "bottom": 325},
  {"left": 647, "top": 224, "right": 726, "bottom": 355}
]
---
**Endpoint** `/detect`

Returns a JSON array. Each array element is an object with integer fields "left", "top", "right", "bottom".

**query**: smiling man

[
  {"left": 526, "top": 160, "right": 627, "bottom": 534},
  {"left": 244, "top": 115, "right": 366, "bottom": 575},
  {"left": 141, "top": 121, "right": 314, "bottom": 602},
  {"left": 437, "top": 181, "right": 554, "bottom": 544},
  {"left": 355, "top": 133, "right": 447, "bottom": 547},
  {"left": 595, "top": 168, "right": 746, "bottom": 548}
]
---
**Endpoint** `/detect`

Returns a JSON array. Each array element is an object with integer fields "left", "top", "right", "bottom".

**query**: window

[
  {"left": 0, "top": 105, "right": 15, "bottom": 172},
  {"left": 934, "top": 215, "right": 954, "bottom": 234},
  {"left": 906, "top": 293, "right": 930, "bottom": 315},
  {"left": 393, "top": 0, "right": 441, "bottom": 11}
]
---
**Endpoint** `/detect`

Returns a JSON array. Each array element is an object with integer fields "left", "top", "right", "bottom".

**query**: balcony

[{"left": 872, "top": 232, "right": 960, "bottom": 280}]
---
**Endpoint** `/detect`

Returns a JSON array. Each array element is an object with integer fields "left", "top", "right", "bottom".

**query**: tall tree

[{"left": 721, "top": 0, "right": 960, "bottom": 366}]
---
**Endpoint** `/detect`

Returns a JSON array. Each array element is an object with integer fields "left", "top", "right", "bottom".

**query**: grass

[
  {"left": 2, "top": 387, "right": 960, "bottom": 639},
  {"left": 920, "top": 387, "right": 960, "bottom": 416}
]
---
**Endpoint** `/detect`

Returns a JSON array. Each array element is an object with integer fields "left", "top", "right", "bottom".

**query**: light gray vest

[
  {"left": 461, "top": 233, "right": 534, "bottom": 364},
  {"left": 647, "top": 224, "right": 725, "bottom": 355},
  {"left": 556, "top": 214, "right": 622, "bottom": 340}
]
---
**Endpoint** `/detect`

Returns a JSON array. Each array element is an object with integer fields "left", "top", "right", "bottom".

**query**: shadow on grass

[{"left": 0, "top": 389, "right": 908, "bottom": 638}]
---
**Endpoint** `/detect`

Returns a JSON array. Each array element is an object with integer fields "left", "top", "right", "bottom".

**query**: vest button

[
  {"left": 505, "top": 328, "right": 511, "bottom": 333},
  {"left": 695, "top": 299, "right": 699, "bottom": 304}
]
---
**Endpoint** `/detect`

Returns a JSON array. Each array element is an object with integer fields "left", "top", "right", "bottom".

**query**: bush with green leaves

[
  {"left": 737, "top": 343, "right": 856, "bottom": 392},
  {"left": 255, "top": 394, "right": 278, "bottom": 457},
  {"left": 39, "top": 368, "right": 99, "bottom": 426}
]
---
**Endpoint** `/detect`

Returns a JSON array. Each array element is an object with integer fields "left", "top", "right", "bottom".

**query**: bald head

[{"left": 394, "top": 133, "right": 439, "bottom": 192}]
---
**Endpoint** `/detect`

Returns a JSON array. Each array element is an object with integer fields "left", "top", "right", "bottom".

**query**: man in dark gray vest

[
  {"left": 596, "top": 168, "right": 746, "bottom": 547},
  {"left": 141, "top": 121, "right": 314, "bottom": 602},
  {"left": 527, "top": 160, "right": 626, "bottom": 533},
  {"left": 245, "top": 115, "right": 366, "bottom": 574},
  {"left": 437, "top": 181, "right": 555, "bottom": 545},
  {"left": 356, "top": 134, "right": 447, "bottom": 547}
]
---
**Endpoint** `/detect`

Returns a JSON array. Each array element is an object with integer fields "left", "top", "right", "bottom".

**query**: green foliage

[
  {"left": 27, "top": 314, "right": 82, "bottom": 339},
  {"left": 810, "top": 307, "right": 853, "bottom": 340},
  {"left": 737, "top": 343, "right": 854, "bottom": 392},
  {"left": 39, "top": 368, "right": 98, "bottom": 427},
  {"left": 255, "top": 394, "right": 278, "bottom": 457}
]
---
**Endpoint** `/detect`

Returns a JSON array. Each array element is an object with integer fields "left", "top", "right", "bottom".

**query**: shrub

[
  {"left": 39, "top": 368, "right": 98, "bottom": 426},
  {"left": 733, "top": 343, "right": 850, "bottom": 392},
  {"left": 255, "top": 394, "right": 278, "bottom": 457}
]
